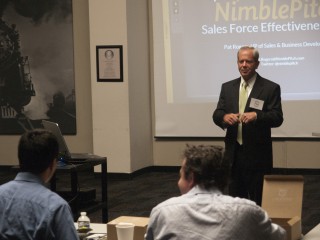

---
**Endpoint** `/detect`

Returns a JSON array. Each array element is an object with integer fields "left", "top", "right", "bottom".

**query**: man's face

[
  {"left": 237, "top": 49, "right": 259, "bottom": 81},
  {"left": 177, "top": 159, "right": 194, "bottom": 195}
]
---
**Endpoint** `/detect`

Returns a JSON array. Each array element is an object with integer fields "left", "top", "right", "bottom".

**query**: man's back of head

[
  {"left": 18, "top": 129, "right": 59, "bottom": 174},
  {"left": 182, "top": 144, "right": 229, "bottom": 191}
]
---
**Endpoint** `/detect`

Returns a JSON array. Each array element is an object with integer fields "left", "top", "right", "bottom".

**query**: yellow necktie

[{"left": 237, "top": 82, "right": 248, "bottom": 145}]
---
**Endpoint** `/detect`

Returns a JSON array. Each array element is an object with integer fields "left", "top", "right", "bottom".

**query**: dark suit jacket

[{"left": 213, "top": 74, "right": 283, "bottom": 171}]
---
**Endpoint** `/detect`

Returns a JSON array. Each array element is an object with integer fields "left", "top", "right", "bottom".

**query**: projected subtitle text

[{"left": 201, "top": 21, "right": 319, "bottom": 34}]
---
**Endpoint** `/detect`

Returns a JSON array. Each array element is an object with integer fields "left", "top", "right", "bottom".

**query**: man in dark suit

[{"left": 213, "top": 46, "right": 283, "bottom": 205}]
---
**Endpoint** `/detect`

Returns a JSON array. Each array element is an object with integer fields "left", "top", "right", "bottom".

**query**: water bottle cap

[{"left": 81, "top": 212, "right": 87, "bottom": 216}]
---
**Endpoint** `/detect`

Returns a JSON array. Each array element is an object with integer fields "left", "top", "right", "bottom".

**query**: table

[
  {"left": 303, "top": 223, "right": 320, "bottom": 240},
  {"left": 80, "top": 222, "right": 320, "bottom": 239},
  {"left": 51, "top": 156, "right": 108, "bottom": 223},
  {"left": 75, "top": 223, "right": 107, "bottom": 240},
  {"left": 74, "top": 223, "right": 107, "bottom": 234}
]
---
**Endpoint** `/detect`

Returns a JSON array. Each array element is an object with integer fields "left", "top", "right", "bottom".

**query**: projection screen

[{"left": 151, "top": 0, "right": 320, "bottom": 138}]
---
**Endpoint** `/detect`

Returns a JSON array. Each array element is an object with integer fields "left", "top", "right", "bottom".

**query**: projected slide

[
  {"left": 152, "top": 0, "right": 320, "bottom": 137},
  {"left": 164, "top": 0, "right": 319, "bottom": 102}
]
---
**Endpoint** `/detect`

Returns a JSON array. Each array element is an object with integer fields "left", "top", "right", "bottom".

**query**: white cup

[{"left": 116, "top": 222, "right": 135, "bottom": 240}]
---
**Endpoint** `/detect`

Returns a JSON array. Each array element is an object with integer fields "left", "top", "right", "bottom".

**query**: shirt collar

[
  {"left": 241, "top": 73, "right": 257, "bottom": 89},
  {"left": 14, "top": 172, "right": 45, "bottom": 185},
  {"left": 186, "top": 184, "right": 222, "bottom": 196}
]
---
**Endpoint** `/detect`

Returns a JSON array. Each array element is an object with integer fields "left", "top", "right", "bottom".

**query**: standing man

[
  {"left": 213, "top": 46, "right": 283, "bottom": 205},
  {"left": 145, "top": 145, "right": 286, "bottom": 240},
  {"left": 0, "top": 129, "right": 79, "bottom": 240}
]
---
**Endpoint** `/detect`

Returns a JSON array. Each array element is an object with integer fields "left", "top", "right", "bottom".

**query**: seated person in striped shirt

[{"left": 145, "top": 144, "right": 286, "bottom": 240}]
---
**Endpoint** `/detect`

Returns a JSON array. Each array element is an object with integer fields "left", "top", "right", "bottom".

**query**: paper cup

[{"left": 116, "top": 222, "right": 135, "bottom": 240}]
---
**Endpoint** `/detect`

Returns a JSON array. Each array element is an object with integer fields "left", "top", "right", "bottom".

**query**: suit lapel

[
  {"left": 232, "top": 78, "right": 241, "bottom": 112},
  {"left": 246, "top": 74, "right": 264, "bottom": 111}
]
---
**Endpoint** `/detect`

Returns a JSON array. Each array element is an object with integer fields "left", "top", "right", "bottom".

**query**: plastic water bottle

[{"left": 77, "top": 212, "right": 90, "bottom": 230}]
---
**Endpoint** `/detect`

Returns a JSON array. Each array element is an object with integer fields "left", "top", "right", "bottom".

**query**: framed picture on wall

[
  {"left": 96, "top": 45, "right": 123, "bottom": 82},
  {"left": 0, "top": 0, "right": 76, "bottom": 134}
]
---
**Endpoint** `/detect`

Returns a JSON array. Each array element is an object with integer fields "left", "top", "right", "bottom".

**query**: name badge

[{"left": 249, "top": 98, "right": 264, "bottom": 110}]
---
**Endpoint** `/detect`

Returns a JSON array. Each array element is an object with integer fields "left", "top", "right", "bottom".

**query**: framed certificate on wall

[{"left": 96, "top": 45, "right": 123, "bottom": 82}]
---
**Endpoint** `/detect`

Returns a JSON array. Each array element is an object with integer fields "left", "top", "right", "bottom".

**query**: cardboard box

[
  {"left": 262, "top": 175, "right": 304, "bottom": 240},
  {"left": 107, "top": 216, "right": 149, "bottom": 240}
]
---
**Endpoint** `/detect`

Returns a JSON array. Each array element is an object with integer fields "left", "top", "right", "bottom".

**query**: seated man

[
  {"left": 145, "top": 145, "right": 286, "bottom": 240},
  {"left": 0, "top": 129, "right": 79, "bottom": 240}
]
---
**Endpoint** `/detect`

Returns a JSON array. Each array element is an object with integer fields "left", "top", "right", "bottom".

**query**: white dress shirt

[{"left": 146, "top": 185, "right": 285, "bottom": 240}]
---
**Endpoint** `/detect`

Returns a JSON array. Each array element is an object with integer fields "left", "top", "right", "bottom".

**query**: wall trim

[
  {"left": 98, "top": 166, "right": 180, "bottom": 180},
  {"left": 3, "top": 166, "right": 319, "bottom": 181}
]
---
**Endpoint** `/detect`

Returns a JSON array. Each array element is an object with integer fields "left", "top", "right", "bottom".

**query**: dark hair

[
  {"left": 182, "top": 144, "right": 229, "bottom": 191},
  {"left": 18, "top": 129, "right": 59, "bottom": 174}
]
